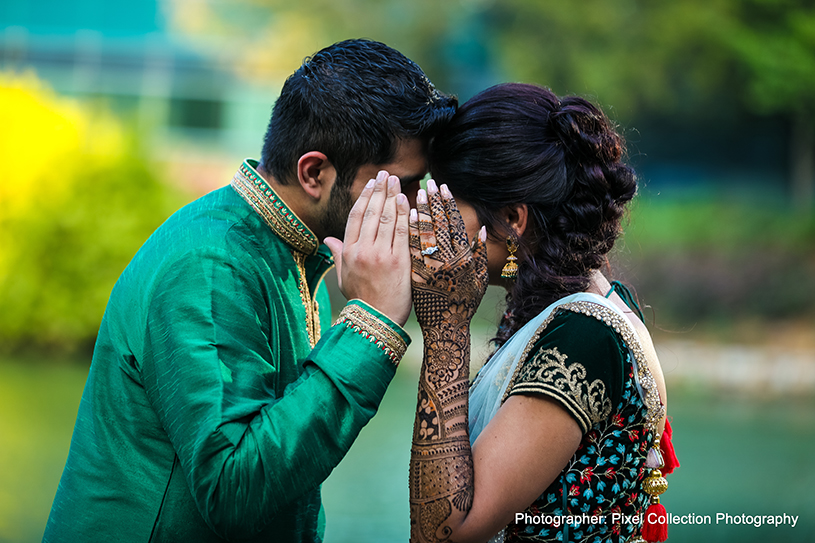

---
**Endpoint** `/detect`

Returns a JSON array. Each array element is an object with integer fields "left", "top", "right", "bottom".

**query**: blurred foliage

[
  {"left": 161, "top": 0, "right": 815, "bottom": 205},
  {"left": 615, "top": 196, "right": 815, "bottom": 332},
  {"left": 154, "top": 0, "right": 513, "bottom": 92},
  {"left": 488, "top": 1, "right": 729, "bottom": 114},
  {"left": 490, "top": 0, "right": 815, "bottom": 117},
  {"left": 626, "top": 197, "right": 815, "bottom": 254},
  {"left": 158, "top": 0, "right": 478, "bottom": 90},
  {"left": 160, "top": 0, "right": 815, "bottom": 117},
  {"left": 0, "top": 358, "right": 86, "bottom": 541},
  {"left": 723, "top": 0, "right": 815, "bottom": 118},
  {"left": 0, "top": 72, "right": 186, "bottom": 355}
]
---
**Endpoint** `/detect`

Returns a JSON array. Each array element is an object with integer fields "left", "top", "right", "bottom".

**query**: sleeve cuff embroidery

[{"left": 335, "top": 301, "right": 409, "bottom": 365}]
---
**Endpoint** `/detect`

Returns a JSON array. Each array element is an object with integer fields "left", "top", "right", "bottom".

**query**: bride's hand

[{"left": 409, "top": 180, "right": 488, "bottom": 329}]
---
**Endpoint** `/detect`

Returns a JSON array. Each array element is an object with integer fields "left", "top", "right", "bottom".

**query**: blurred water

[
  {"left": 2, "top": 344, "right": 813, "bottom": 543},
  {"left": 322, "top": 342, "right": 815, "bottom": 543}
]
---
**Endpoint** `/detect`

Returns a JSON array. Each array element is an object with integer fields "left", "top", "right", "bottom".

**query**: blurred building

[{"left": 1, "top": 0, "right": 275, "bottom": 191}]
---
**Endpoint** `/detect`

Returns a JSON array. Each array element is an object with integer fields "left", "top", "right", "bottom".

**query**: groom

[{"left": 43, "top": 39, "right": 456, "bottom": 542}]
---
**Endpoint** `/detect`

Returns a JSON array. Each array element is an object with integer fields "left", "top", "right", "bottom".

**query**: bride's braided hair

[{"left": 428, "top": 83, "right": 637, "bottom": 348}]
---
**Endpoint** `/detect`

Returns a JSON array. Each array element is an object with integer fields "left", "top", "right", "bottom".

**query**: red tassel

[
  {"left": 642, "top": 502, "right": 668, "bottom": 542},
  {"left": 660, "top": 419, "right": 680, "bottom": 475}
]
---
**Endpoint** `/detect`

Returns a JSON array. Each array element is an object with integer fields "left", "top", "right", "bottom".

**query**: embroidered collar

[{"left": 231, "top": 159, "right": 319, "bottom": 255}]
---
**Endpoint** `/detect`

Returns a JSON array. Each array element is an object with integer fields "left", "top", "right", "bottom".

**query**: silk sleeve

[{"left": 140, "top": 247, "right": 408, "bottom": 540}]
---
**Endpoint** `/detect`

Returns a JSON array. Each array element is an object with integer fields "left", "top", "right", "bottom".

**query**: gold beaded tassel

[
  {"left": 501, "top": 237, "right": 519, "bottom": 279},
  {"left": 640, "top": 435, "right": 669, "bottom": 542}
]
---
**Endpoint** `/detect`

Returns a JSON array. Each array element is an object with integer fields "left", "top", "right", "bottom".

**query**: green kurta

[{"left": 43, "top": 160, "right": 410, "bottom": 542}]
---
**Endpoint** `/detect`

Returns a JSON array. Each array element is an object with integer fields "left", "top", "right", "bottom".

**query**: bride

[{"left": 406, "top": 83, "right": 678, "bottom": 543}]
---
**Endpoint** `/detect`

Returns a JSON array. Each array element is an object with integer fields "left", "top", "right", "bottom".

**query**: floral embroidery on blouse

[
  {"left": 502, "top": 308, "right": 654, "bottom": 542},
  {"left": 507, "top": 353, "right": 651, "bottom": 542}
]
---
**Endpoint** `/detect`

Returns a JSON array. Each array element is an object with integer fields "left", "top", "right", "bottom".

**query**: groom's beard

[{"left": 319, "top": 181, "right": 354, "bottom": 241}]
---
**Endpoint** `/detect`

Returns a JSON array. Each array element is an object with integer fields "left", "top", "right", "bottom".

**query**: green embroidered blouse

[
  {"left": 502, "top": 295, "right": 657, "bottom": 542},
  {"left": 43, "top": 160, "right": 410, "bottom": 542}
]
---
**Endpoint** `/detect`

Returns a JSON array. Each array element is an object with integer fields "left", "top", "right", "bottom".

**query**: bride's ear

[{"left": 500, "top": 203, "right": 529, "bottom": 238}]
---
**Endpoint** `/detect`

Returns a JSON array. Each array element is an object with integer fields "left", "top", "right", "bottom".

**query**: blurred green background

[{"left": 1, "top": 0, "right": 814, "bottom": 541}]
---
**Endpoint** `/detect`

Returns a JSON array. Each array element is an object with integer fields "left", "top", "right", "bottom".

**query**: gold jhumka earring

[{"left": 501, "top": 237, "right": 518, "bottom": 279}]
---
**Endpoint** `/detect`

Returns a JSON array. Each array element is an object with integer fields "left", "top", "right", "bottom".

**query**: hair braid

[{"left": 429, "top": 83, "right": 637, "bottom": 349}]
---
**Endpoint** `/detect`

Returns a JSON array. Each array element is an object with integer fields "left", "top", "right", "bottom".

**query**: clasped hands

[{"left": 325, "top": 170, "right": 488, "bottom": 330}]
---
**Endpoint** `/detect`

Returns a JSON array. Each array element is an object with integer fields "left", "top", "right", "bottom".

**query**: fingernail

[
  {"left": 440, "top": 184, "right": 452, "bottom": 199},
  {"left": 410, "top": 208, "right": 418, "bottom": 221},
  {"left": 426, "top": 179, "right": 438, "bottom": 193},
  {"left": 366, "top": 178, "right": 375, "bottom": 189},
  {"left": 388, "top": 176, "right": 398, "bottom": 189},
  {"left": 377, "top": 170, "right": 389, "bottom": 181},
  {"left": 397, "top": 193, "right": 406, "bottom": 205},
  {"left": 480, "top": 226, "right": 487, "bottom": 242},
  {"left": 417, "top": 189, "right": 427, "bottom": 204}
]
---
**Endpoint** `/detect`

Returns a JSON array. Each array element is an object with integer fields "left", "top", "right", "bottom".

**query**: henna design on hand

[
  {"left": 415, "top": 387, "right": 442, "bottom": 441},
  {"left": 408, "top": 183, "right": 488, "bottom": 542},
  {"left": 410, "top": 187, "right": 488, "bottom": 328}
]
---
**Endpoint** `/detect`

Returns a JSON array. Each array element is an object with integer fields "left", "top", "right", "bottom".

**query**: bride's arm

[
  {"left": 459, "top": 395, "right": 582, "bottom": 542},
  {"left": 408, "top": 185, "right": 582, "bottom": 543},
  {"left": 408, "top": 182, "right": 481, "bottom": 542}
]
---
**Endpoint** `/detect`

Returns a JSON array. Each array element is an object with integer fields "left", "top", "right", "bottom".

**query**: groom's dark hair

[{"left": 260, "top": 39, "right": 457, "bottom": 187}]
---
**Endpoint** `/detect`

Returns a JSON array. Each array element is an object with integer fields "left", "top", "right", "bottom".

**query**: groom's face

[{"left": 319, "top": 138, "right": 428, "bottom": 239}]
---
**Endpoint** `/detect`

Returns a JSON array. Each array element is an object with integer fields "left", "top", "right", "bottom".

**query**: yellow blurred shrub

[{"left": 0, "top": 72, "right": 185, "bottom": 355}]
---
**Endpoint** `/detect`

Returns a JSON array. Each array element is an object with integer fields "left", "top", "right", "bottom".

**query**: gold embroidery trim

[
  {"left": 335, "top": 303, "right": 408, "bottom": 365},
  {"left": 231, "top": 160, "right": 323, "bottom": 348},
  {"left": 292, "top": 251, "right": 321, "bottom": 349},
  {"left": 230, "top": 160, "right": 318, "bottom": 255},
  {"left": 504, "top": 301, "right": 665, "bottom": 432},
  {"left": 511, "top": 346, "right": 611, "bottom": 433}
]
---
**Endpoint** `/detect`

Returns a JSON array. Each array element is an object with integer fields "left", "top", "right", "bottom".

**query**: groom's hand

[{"left": 324, "top": 170, "right": 412, "bottom": 326}]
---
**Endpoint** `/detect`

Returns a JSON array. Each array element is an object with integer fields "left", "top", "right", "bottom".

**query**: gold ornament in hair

[{"left": 501, "top": 237, "right": 519, "bottom": 279}]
